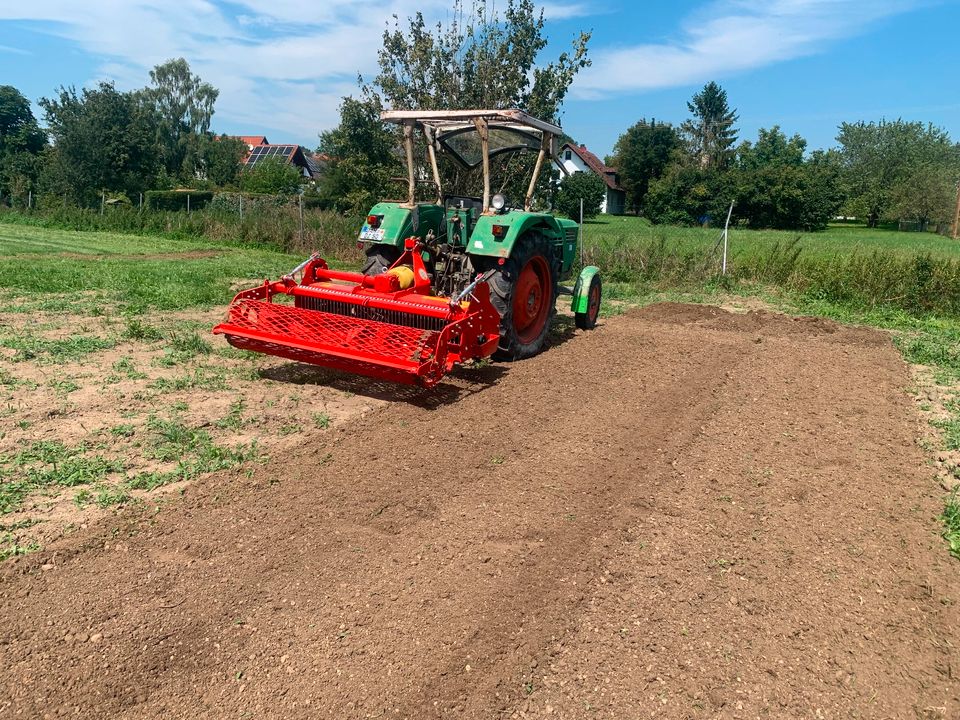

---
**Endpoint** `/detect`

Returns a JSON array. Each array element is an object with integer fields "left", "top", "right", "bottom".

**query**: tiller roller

[{"left": 213, "top": 238, "right": 501, "bottom": 387}]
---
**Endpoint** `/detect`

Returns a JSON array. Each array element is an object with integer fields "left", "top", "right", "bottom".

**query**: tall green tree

[
  {"left": 372, "top": 0, "right": 589, "bottom": 121},
  {"left": 608, "top": 119, "right": 678, "bottom": 213},
  {"left": 837, "top": 119, "right": 958, "bottom": 227},
  {"left": 553, "top": 170, "right": 604, "bottom": 219},
  {"left": 681, "top": 81, "right": 739, "bottom": 170},
  {"left": 318, "top": 96, "right": 402, "bottom": 213},
  {"left": 40, "top": 82, "right": 161, "bottom": 206},
  {"left": 0, "top": 85, "right": 47, "bottom": 203},
  {"left": 198, "top": 134, "right": 248, "bottom": 187},
  {"left": 321, "top": 0, "right": 591, "bottom": 208},
  {"left": 736, "top": 126, "right": 805, "bottom": 169},
  {"left": 142, "top": 58, "right": 219, "bottom": 179}
]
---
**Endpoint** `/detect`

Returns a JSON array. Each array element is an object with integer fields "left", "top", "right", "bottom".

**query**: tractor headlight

[{"left": 491, "top": 193, "right": 507, "bottom": 212}]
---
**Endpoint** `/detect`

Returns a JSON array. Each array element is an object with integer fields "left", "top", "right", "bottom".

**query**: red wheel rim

[
  {"left": 512, "top": 255, "right": 552, "bottom": 344},
  {"left": 587, "top": 281, "right": 600, "bottom": 323}
]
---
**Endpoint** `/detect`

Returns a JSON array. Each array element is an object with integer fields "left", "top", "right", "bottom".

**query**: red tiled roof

[
  {"left": 562, "top": 143, "right": 623, "bottom": 191},
  {"left": 239, "top": 135, "right": 269, "bottom": 147}
]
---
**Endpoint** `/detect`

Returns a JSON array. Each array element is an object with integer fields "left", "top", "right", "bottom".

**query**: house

[
  {"left": 555, "top": 143, "right": 626, "bottom": 215},
  {"left": 233, "top": 136, "right": 325, "bottom": 181}
]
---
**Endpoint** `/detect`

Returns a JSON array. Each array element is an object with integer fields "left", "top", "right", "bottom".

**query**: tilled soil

[{"left": 1, "top": 303, "right": 958, "bottom": 719}]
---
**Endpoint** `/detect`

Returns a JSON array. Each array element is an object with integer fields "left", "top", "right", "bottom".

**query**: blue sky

[{"left": 1, "top": 1, "right": 958, "bottom": 159}]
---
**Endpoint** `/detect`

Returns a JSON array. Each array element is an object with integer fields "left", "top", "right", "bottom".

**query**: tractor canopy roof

[
  {"left": 381, "top": 109, "right": 561, "bottom": 169},
  {"left": 380, "top": 109, "right": 565, "bottom": 211}
]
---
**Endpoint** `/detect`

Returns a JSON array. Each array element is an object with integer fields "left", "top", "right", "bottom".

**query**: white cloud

[
  {"left": 1, "top": 0, "right": 600, "bottom": 143},
  {"left": 573, "top": 0, "right": 925, "bottom": 98}
]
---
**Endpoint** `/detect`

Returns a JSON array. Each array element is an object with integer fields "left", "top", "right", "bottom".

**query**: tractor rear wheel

[
  {"left": 361, "top": 245, "right": 401, "bottom": 276},
  {"left": 484, "top": 232, "right": 559, "bottom": 361}
]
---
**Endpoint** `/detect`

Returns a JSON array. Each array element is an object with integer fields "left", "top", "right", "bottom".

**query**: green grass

[
  {"left": 941, "top": 494, "right": 960, "bottom": 560},
  {"left": 0, "top": 223, "right": 303, "bottom": 314},
  {"left": 583, "top": 216, "right": 960, "bottom": 263}
]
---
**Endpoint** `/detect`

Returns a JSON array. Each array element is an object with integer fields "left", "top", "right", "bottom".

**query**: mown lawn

[
  {"left": 0, "top": 224, "right": 303, "bottom": 314},
  {"left": 582, "top": 215, "right": 960, "bottom": 262}
]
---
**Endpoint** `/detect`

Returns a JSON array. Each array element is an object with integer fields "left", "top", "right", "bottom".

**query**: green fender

[
  {"left": 469, "top": 211, "right": 565, "bottom": 259},
  {"left": 571, "top": 265, "right": 601, "bottom": 314},
  {"left": 359, "top": 202, "right": 446, "bottom": 248}
]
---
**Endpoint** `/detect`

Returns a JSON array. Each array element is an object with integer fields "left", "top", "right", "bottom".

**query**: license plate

[{"left": 359, "top": 227, "right": 385, "bottom": 242}]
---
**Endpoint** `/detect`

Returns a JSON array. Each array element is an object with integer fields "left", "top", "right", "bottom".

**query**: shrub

[{"left": 145, "top": 190, "right": 213, "bottom": 212}]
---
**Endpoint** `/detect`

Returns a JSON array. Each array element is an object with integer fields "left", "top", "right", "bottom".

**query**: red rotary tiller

[{"left": 213, "top": 237, "right": 501, "bottom": 387}]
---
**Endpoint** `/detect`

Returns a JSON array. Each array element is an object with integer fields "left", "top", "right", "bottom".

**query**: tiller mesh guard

[{"left": 213, "top": 241, "right": 501, "bottom": 387}]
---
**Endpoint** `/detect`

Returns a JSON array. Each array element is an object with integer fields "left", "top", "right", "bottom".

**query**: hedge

[{"left": 145, "top": 190, "right": 214, "bottom": 212}]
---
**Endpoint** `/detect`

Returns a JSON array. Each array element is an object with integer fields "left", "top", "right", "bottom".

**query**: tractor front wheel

[{"left": 485, "top": 233, "right": 559, "bottom": 361}]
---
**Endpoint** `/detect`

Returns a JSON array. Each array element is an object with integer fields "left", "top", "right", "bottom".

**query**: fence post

[
  {"left": 579, "top": 197, "right": 584, "bottom": 267},
  {"left": 721, "top": 201, "right": 734, "bottom": 275},
  {"left": 187, "top": 194, "right": 191, "bottom": 215},
  {"left": 952, "top": 181, "right": 960, "bottom": 240},
  {"left": 101, "top": 192, "right": 105, "bottom": 215},
  {"left": 239, "top": 194, "right": 243, "bottom": 220},
  {"left": 28, "top": 190, "right": 32, "bottom": 210},
  {"left": 298, "top": 193, "right": 304, "bottom": 244},
  {"left": 139, "top": 193, "right": 143, "bottom": 213}
]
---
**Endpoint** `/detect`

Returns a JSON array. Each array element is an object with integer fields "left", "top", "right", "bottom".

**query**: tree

[
  {"left": 837, "top": 119, "right": 958, "bottom": 227},
  {"left": 736, "top": 126, "right": 805, "bottom": 170},
  {"left": 143, "top": 58, "right": 219, "bottom": 178},
  {"left": 241, "top": 156, "right": 302, "bottom": 195},
  {"left": 317, "top": 96, "right": 403, "bottom": 213},
  {"left": 608, "top": 119, "right": 678, "bottom": 214},
  {"left": 644, "top": 165, "right": 733, "bottom": 227},
  {"left": 321, "top": 0, "right": 591, "bottom": 209},
  {"left": 372, "top": 0, "right": 589, "bottom": 121},
  {"left": 0, "top": 86, "right": 47, "bottom": 203},
  {"left": 890, "top": 163, "right": 958, "bottom": 230},
  {"left": 553, "top": 171, "right": 604, "bottom": 220},
  {"left": 39, "top": 82, "right": 161, "bottom": 206},
  {"left": 199, "top": 134, "right": 248, "bottom": 187},
  {"left": 728, "top": 129, "right": 844, "bottom": 231},
  {"left": 681, "top": 81, "right": 739, "bottom": 170}
]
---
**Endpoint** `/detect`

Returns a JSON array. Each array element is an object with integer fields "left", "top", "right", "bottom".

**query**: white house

[{"left": 554, "top": 143, "right": 626, "bottom": 215}]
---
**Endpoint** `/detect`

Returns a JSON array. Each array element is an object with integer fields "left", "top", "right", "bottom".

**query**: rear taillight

[
  {"left": 491, "top": 224, "right": 507, "bottom": 239},
  {"left": 367, "top": 214, "right": 381, "bottom": 228}
]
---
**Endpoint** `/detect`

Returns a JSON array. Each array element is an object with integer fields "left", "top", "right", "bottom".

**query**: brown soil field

[{"left": 1, "top": 303, "right": 958, "bottom": 719}]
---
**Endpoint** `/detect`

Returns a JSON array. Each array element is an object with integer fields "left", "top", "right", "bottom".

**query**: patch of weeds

[
  {"left": 48, "top": 378, "right": 79, "bottom": 395},
  {"left": 217, "top": 399, "right": 246, "bottom": 430},
  {"left": 16, "top": 420, "right": 32, "bottom": 431},
  {"left": 169, "top": 330, "right": 212, "bottom": 354},
  {"left": 0, "top": 535, "right": 40, "bottom": 561},
  {"left": 0, "top": 335, "right": 115, "bottom": 363},
  {"left": 148, "top": 367, "right": 227, "bottom": 393},
  {"left": 112, "top": 357, "right": 147, "bottom": 380},
  {"left": 932, "top": 400, "right": 960, "bottom": 451},
  {"left": 490, "top": 455, "right": 505, "bottom": 465},
  {"left": 126, "top": 470, "right": 177, "bottom": 491},
  {"left": 142, "top": 414, "right": 265, "bottom": 484},
  {"left": 941, "top": 492, "right": 960, "bottom": 559},
  {"left": 95, "top": 484, "right": 131, "bottom": 508},
  {"left": 278, "top": 423, "right": 301, "bottom": 436},
  {"left": 122, "top": 318, "right": 163, "bottom": 342},
  {"left": 109, "top": 423, "right": 135, "bottom": 438},
  {"left": 0, "top": 441, "right": 124, "bottom": 514},
  {"left": 0, "top": 368, "right": 36, "bottom": 390},
  {"left": 312, "top": 412, "right": 331, "bottom": 429}
]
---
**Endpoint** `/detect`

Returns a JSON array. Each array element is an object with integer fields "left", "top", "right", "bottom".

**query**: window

[{"left": 564, "top": 149, "right": 572, "bottom": 160}]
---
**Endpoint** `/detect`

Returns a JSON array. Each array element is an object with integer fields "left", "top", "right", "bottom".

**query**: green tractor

[{"left": 214, "top": 109, "right": 601, "bottom": 387}]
